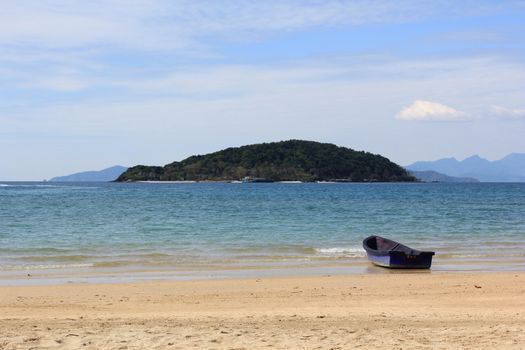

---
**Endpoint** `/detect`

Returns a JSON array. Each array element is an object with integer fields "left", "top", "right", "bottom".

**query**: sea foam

[{"left": 315, "top": 247, "right": 365, "bottom": 257}]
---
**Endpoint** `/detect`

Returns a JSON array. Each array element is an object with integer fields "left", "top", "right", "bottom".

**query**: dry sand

[{"left": 1, "top": 272, "right": 524, "bottom": 349}]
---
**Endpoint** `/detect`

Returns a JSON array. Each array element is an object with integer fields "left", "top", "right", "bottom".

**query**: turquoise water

[{"left": 1, "top": 182, "right": 524, "bottom": 280}]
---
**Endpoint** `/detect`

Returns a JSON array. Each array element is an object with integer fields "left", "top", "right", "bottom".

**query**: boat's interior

[{"left": 366, "top": 236, "right": 418, "bottom": 255}]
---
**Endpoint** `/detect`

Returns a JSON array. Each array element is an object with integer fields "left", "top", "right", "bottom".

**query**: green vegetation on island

[{"left": 116, "top": 140, "right": 416, "bottom": 182}]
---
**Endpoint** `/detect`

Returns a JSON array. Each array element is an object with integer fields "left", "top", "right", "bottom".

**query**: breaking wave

[{"left": 315, "top": 247, "right": 365, "bottom": 257}]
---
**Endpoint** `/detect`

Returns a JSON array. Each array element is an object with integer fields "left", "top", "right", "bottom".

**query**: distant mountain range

[
  {"left": 406, "top": 153, "right": 525, "bottom": 182},
  {"left": 50, "top": 166, "right": 128, "bottom": 182},
  {"left": 48, "top": 152, "right": 525, "bottom": 183},
  {"left": 408, "top": 170, "right": 478, "bottom": 183}
]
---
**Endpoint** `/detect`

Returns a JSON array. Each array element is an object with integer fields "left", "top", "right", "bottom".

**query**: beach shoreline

[
  {"left": 2, "top": 182, "right": 524, "bottom": 289},
  {"left": 1, "top": 271, "right": 524, "bottom": 349},
  {"left": 2, "top": 258, "right": 525, "bottom": 287}
]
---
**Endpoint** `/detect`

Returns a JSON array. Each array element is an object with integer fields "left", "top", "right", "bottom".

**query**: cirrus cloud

[
  {"left": 395, "top": 100, "right": 468, "bottom": 121},
  {"left": 490, "top": 105, "right": 525, "bottom": 119}
]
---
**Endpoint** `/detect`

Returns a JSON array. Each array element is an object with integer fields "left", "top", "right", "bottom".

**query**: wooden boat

[
  {"left": 362, "top": 235, "right": 435, "bottom": 269},
  {"left": 241, "top": 177, "right": 274, "bottom": 183}
]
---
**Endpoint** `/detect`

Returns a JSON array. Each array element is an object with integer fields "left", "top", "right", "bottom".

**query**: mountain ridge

[
  {"left": 406, "top": 153, "right": 525, "bottom": 182},
  {"left": 408, "top": 170, "right": 478, "bottom": 183},
  {"left": 50, "top": 166, "right": 128, "bottom": 182}
]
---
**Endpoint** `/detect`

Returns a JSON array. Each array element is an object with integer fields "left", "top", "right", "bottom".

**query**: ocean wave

[
  {"left": 3, "top": 184, "right": 61, "bottom": 188},
  {"left": 438, "top": 253, "right": 484, "bottom": 259},
  {"left": 438, "top": 252, "right": 525, "bottom": 259},
  {"left": 0, "top": 247, "right": 74, "bottom": 255},
  {"left": 0, "top": 263, "right": 94, "bottom": 271},
  {"left": 93, "top": 261, "right": 134, "bottom": 268},
  {"left": 315, "top": 247, "right": 365, "bottom": 257},
  {"left": 14, "top": 254, "right": 92, "bottom": 262}
]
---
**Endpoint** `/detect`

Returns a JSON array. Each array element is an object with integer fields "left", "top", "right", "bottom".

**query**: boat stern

[{"left": 388, "top": 251, "right": 434, "bottom": 269}]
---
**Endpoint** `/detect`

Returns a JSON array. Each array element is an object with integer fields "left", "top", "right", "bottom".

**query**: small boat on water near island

[
  {"left": 362, "top": 235, "right": 435, "bottom": 269},
  {"left": 241, "top": 177, "right": 274, "bottom": 183}
]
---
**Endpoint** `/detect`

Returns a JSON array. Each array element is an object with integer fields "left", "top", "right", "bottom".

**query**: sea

[{"left": 1, "top": 182, "right": 524, "bottom": 284}]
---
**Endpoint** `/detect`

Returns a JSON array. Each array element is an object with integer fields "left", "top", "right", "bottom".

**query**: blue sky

[{"left": 1, "top": 0, "right": 525, "bottom": 180}]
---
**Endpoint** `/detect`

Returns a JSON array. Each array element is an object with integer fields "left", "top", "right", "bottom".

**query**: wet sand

[{"left": 1, "top": 272, "right": 524, "bottom": 349}]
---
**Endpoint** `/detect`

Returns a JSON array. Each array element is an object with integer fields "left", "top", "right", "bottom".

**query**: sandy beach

[{"left": 1, "top": 272, "right": 524, "bottom": 349}]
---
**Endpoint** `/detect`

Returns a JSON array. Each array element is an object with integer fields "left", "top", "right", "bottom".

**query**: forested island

[{"left": 116, "top": 140, "right": 415, "bottom": 182}]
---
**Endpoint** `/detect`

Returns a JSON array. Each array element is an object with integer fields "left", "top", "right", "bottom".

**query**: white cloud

[
  {"left": 5, "top": 55, "right": 522, "bottom": 135},
  {"left": 490, "top": 105, "right": 525, "bottom": 119},
  {"left": 3, "top": 55, "right": 524, "bottom": 124},
  {"left": 395, "top": 100, "right": 468, "bottom": 121},
  {"left": 2, "top": 54, "right": 525, "bottom": 179},
  {"left": 2, "top": 1, "right": 525, "bottom": 179},
  {"left": 0, "top": 1, "right": 520, "bottom": 52},
  {"left": 1, "top": 1, "right": 524, "bottom": 95}
]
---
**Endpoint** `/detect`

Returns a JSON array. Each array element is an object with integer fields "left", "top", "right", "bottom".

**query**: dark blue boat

[{"left": 362, "top": 235, "right": 435, "bottom": 269}]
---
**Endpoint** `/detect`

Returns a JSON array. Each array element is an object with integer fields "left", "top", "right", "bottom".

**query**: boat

[
  {"left": 241, "top": 177, "right": 274, "bottom": 183},
  {"left": 362, "top": 235, "right": 435, "bottom": 269}
]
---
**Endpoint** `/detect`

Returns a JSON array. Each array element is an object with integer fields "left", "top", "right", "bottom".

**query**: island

[{"left": 116, "top": 140, "right": 416, "bottom": 182}]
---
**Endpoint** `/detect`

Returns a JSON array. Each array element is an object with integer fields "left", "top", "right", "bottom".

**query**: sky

[{"left": 1, "top": 0, "right": 525, "bottom": 180}]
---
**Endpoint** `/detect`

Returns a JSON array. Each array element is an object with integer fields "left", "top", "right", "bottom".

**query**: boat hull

[
  {"left": 365, "top": 251, "right": 434, "bottom": 269},
  {"left": 363, "top": 236, "right": 434, "bottom": 269}
]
